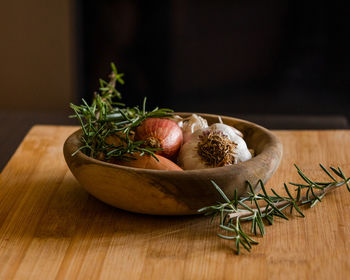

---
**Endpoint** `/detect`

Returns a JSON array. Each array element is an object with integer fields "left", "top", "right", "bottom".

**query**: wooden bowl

[{"left": 63, "top": 113, "right": 283, "bottom": 215}]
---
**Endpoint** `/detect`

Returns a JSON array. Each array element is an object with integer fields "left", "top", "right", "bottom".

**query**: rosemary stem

[
  {"left": 228, "top": 178, "right": 349, "bottom": 220},
  {"left": 200, "top": 165, "right": 349, "bottom": 255}
]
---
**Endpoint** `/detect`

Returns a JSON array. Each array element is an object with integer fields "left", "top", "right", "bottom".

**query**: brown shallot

[
  {"left": 135, "top": 118, "right": 183, "bottom": 159},
  {"left": 113, "top": 153, "right": 183, "bottom": 171}
]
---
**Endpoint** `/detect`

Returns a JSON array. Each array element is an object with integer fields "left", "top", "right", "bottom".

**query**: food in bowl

[
  {"left": 65, "top": 63, "right": 282, "bottom": 215},
  {"left": 69, "top": 63, "right": 254, "bottom": 172}
]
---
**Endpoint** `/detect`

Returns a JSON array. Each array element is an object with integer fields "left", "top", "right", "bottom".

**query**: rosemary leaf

[
  {"left": 70, "top": 62, "right": 173, "bottom": 161},
  {"left": 199, "top": 164, "right": 350, "bottom": 255}
]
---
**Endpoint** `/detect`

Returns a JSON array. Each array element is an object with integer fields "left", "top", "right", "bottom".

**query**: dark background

[
  {"left": 78, "top": 0, "right": 349, "bottom": 119},
  {"left": 1, "top": 0, "right": 349, "bottom": 171}
]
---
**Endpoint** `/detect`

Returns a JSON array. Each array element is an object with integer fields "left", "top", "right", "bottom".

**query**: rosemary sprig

[
  {"left": 199, "top": 164, "right": 350, "bottom": 255},
  {"left": 70, "top": 62, "right": 173, "bottom": 160}
]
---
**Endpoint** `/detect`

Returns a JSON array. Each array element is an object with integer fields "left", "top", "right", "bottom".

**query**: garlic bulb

[
  {"left": 181, "top": 114, "right": 208, "bottom": 143},
  {"left": 172, "top": 115, "right": 184, "bottom": 128},
  {"left": 177, "top": 123, "right": 252, "bottom": 170}
]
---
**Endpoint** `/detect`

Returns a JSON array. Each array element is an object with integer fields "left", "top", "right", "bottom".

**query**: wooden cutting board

[{"left": 0, "top": 126, "right": 349, "bottom": 280}]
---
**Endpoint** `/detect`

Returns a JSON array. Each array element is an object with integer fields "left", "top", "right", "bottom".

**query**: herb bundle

[
  {"left": 69, "top": 63, "right": 173, "bottom": 161},
  {"left": 199, "top": 164, "right": 350, "bottom": 255}
]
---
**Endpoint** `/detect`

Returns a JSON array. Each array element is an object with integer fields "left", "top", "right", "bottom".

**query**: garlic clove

[
  {"left": 182, "top": 114, "right": 209, "bottom": 143},
  {"left": 172, "top": 115, "right": 184, "bottom": 128},
  {"left": 210, "top": 123, "right": 243, "bottom": 138}
]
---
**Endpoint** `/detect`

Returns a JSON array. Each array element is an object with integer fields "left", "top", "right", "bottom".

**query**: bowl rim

[{"left": 64, "top": 112, "right": 282, "bottom": 176}]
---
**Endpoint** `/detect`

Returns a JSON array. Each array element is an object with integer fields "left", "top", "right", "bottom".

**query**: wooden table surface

[{"left": 0, "top": 126, "right": 349, "bottom": 280}]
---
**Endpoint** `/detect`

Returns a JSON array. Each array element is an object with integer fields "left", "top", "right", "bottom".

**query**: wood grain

[{"left": 1, "top": 126, "right": 350, "bottom": 280}]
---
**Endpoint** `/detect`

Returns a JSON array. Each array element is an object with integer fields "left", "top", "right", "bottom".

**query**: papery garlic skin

[
  {"left": 210, "top": 123, "right": 251, "bottom": 162},
  {"left": 182, "top": 114, "right": 208, "bottom": 143},
  {"left": 172, "top": 115, "right": 184, "bottom": 128},
  {"left": 177, "top": 129, "right": 208, "bottom": 170},
  {"left": 211, "top": 123, "right": 243, "bottom": 138},
  {"left": 177, "top": 123, "right": 252, "bottom": 170}
]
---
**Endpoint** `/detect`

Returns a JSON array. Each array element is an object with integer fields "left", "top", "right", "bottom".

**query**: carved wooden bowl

[{"left": 63, "top": 113, "right": 283, "bottom": 215}]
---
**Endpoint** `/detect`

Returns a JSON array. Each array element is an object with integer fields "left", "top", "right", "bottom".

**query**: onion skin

[
  {"left": 135, "top": 118, "right": 183, "bottom": 159},
  {"left": 113, "top": 153, "right": 183, "bottom": 171}
]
